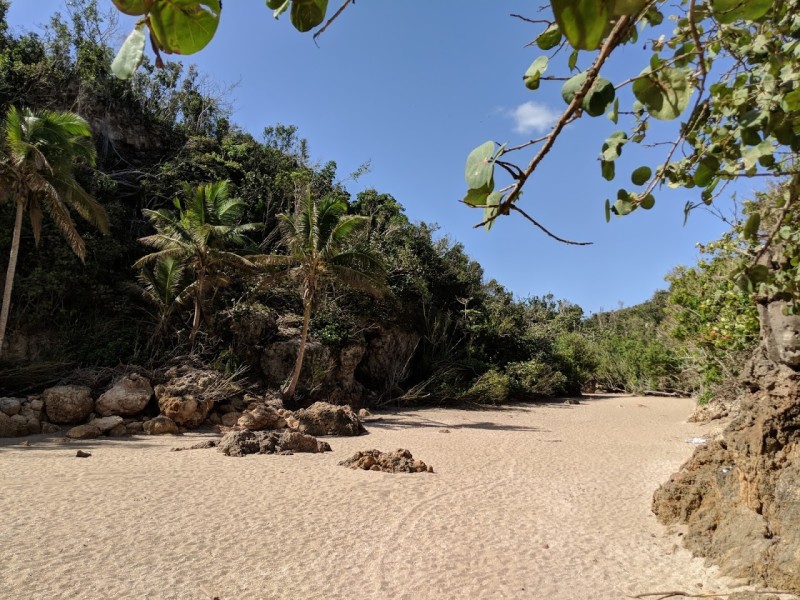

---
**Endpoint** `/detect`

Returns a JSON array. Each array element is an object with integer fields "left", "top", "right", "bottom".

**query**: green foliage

[
  {"left": 506, "top": 360, "right": 568, "bottom": 398},
  {"left": 461, "top": 369, "right": 510, "bottom": 405}
]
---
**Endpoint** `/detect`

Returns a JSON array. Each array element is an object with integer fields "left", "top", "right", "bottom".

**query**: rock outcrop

[
  {"left": 294, "top": 402, "right": 366, "bottom": 436},
  {"left": 95, "top": 374, "right": 153, "bottom": 417},
  {"left": 43, "top": 385, "right": 94, "bottom": 424},
  {"left": 653, "top": 298, "right": 800, "bottom": 592},
  {"left": 218, "top": 429, "right": 331, "bottom": 457},
  {"left": 339, "top": 449, "right": 433, "bottom": 473},
  {"left": 155, "top": 366, "right": 234, "bottom": 427},
  {"left": 143, "top": 416, "right": 179, "bottom": 435},
  {"left": 236, "top": 404, "right": 283, "bottom": 430}
]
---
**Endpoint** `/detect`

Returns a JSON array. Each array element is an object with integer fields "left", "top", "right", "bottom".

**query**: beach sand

[{"left": 1, "top": 394, "right": 742, "bottom": 599}]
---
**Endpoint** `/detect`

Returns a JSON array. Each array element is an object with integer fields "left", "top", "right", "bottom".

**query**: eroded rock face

[
  {"left": 155, "top": 367, "right": 230, "bottom": 428},
  {"left": 654, "top": 310, "right": 800, "bottom": 592},
  {"left": 96, "top": 374, "right": 153, "bottom": 417},
  {"left": 43, "top": 386, "right": 94, "bottom": 424},
  {"left": 218, "top": 429, "right": 331, "bottom": 457},
  {"left": 762, "top": 301, "right": 800, "bottom": 368},
  {"left": 237, "top": 404, "right": 282, "bottom": 431},
  {"left": 261, "top": 338, "right": 333, "bottom": 391},
  {"left": 143, "top": 416, "right": 179, "bottom": 435},
  {"left": 294, "top": 402, "right": 366, "bottom": 437},
  {"left": 357, "top": 327, "right": 420, "bottom": 395},
  {"left": 339, "top": 449, "right": 433, "bottom": 473}
]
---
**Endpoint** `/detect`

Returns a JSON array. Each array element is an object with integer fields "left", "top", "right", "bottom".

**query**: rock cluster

[
  {"left": 218, "top": 429, "right": 331, "bottom": 457},
  {"left": 0, "top": 396, "right": 44, "bottom": 437},
  {"left": 339, "top": 449, "right": 433, "bottom": 473}
]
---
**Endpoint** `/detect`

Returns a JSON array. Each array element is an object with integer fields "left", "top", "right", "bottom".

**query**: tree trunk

[
  {"left": 283, "top": 297, "right": 313, "bottom": 402},
  {"left": 0, "top": 201, "right": 25, "bottom": 357},
  {"left": 190, "top": 271, "right": 204, "bottom": 345}
]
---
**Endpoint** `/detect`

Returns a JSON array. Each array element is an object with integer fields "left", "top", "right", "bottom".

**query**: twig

[
  {"left": 313, "top": 0, "right": 355, "bottom": 44},
  {"left": 511, "top": 205, "right": 592, "bottom": 246}
]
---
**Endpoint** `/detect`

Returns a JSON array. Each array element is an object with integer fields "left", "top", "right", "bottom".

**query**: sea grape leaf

[
  {"left": 711, "top": 0, "right": 772, "bottom": 24},
  {"left": 112, "top": 0, "right": 148, "bottom": 15},
  {"left": 150, "top": 0, "right": 222, "bottom": 55},
  {"left": 524, "top": 56, "right": 549, "bottom": 91},
  {"left": 111, "top": 24, "right": 146, "bottom": 80},
  {"left": 463, "top": 183, "right": 495, "bottom": 207},
  {"left": 551, "top": 0, "right": 610, "bottom": 51},
  {"left": 290, "top": 0, "right": 328, "bottom": 32},
  {"left": 465, "top": 141, "right": 497, "bottom": 190},
  {"left": 632, "top": 66, "right": 693, "bottom": 121},
  {"left": 631, "top": 166, "right": 652, "bottom": 186},
  {"left": 537, "top": 24, "right": 563, "bottom": 50}
]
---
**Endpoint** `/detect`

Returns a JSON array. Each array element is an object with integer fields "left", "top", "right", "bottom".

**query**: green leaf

[
  {"left": 601, "top": 160, "right": 615, "bottom": 181},
  {"left": 524, "top": 56, "right": 549, "bottom": 91},
  {"left": 568, "top": 50, "right": 579, "bottom": 71},
  {"left": 269, "top": 0, "right": 290, "bottom": 18},
  {"left": 711, "top": 0, "right": 772, "bottom": 24},
  {"left": 608, "top": 98, "right": 619, "bottom": 124},
  {"left": 604, "top": 198, "right": 611, "bottom": 223},
  {"left": 693, "top": 156, "right": 720, "bottom": 188},
  {"left": 631, "top": 166, "right": 652, "bottom": 186},
  {"left": 112, "top": 0, "right": 149, "bottom": 15},
  {"left": 562, "top": 71, "right": 588, "bottom": 104},
  {"left": 551, "top": 0, "right": 610, "bottom": 51},
  {"left": 463, "top": 183, "right": 494, "bottom": 207},
  {"left": 484, "top": 193, "right": 503, "bottom": 231},
  {"left": 290, "top": 0, "right": 328, "bottom": 32},
  {"left": 782, "top": 89, "right": 800, "bottom": 112},
  {"left": 266, "top": 0, "right": 285, "bottom": 8},
  {"left": 150, "top": 0, "right": 222, "bottom": 55},
  {"left": 639, "top": 193, "right": 655, "bottom": 210},
  {"left": 583, "top": 76, "right": 615, "bottom": 117},
  {"left": 742, "top": 212, "right": 761, "bottom": 240},
  {"left": 465, "top": 141, "right": 496, "bottom": 190},
  {"left": 611, "top": 0, "right": 648, "bottom": 15},
  {"left": 632, "top": 66, "right": 693, "bottom": 121},
  {"left": 111, "top": 24, "right": 146, "bottom": 80},
  {"left": 537, "top": 24, "right": 563, "bottom": 50}
]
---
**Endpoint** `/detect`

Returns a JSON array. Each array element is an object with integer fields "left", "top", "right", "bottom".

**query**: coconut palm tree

[
  {"left": 0, "top": 106, "right": 109, "bottom": 355},
  {"left": 260, "top": 193, "right": 386, "bottom": 401},
  {"left": 135, "top": 180, "right": 261, "bottom": 343},
  {"left": 128, "top": 256, "right": 193, "bottom": 339}
]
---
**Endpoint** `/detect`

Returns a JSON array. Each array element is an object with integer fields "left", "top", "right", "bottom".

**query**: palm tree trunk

[
  {"left": 190, "top": 271, "right": 204, "bottom": 345},
  {"left": 283, "top": 297, "right": 313, "bottom": 401},
  {"left": 0, "top": 201, "right": 25, "bottom": 357}
]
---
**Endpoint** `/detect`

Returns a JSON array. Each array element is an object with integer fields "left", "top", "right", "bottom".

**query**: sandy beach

[{"left": 0, "top": 394, "right": 743, "bottom": 599}]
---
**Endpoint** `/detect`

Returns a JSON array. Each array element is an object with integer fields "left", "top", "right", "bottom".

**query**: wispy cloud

[{"left": 508, "top": 101, "right": 559, "bottom": 135}]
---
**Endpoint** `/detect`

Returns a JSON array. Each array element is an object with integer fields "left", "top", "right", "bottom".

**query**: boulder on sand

[
  {"left": 43, "top": 385, "right": 93, "bottom": 424},
  {"left": 339, "top": 448, "right": 433, "bottom": 473},
  {"left": 218, "top": 429, "right": 331, "bottom": 457},
  {"left": 237, "top": 404, "right": 282, "bottom": 431},
  {"left": 96, "top": 374, "right": 153, "bottom": 417},
  {"left": 143, "top": 416, "right": 179, "bottom": 435},
  {"left": 294, "top": 402, "right": 365, "bottom": 437}
]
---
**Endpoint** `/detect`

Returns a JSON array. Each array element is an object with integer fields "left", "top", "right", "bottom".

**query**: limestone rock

[
  {"left": 29, "top": 397, "right": 43, "bottom": 411},
  {"left": 237, "top": 404, "right": 281, "bottom": 431},
  {"left": 108, "top": 423, "right": 128, "bottom": 437},
  {"left": 142, "top": 416, "right": 179, "bottom": 435},
  {"left": 41, "top": 422, "right": 61, "bottom": 434},
  {"left": 218, "top": 429, "right": 331, "bottom": 457},
  {"left": 0, "top": 397, "right": 22, "bottom": 416},
  {"left": 67, "top": 423, "right": 102, "bottom": 440},
  {"left": 89, "top": 416, "right": 124, "bottom": 434},
  {"left": 221, "top": 412, "right": 241, "bottom": 427},
  {"left": 0, "top": 412, "right": 27, "bottom": 437},
  {"left": 155, "top": 367, "right": 231, "bottom": 428},
  {"left": 126, "top": 421, "right": 144, "bottom": 434},
  {"left": 43, "top": 385, "right": 93, "bottom": 424},
  {"left": 339, "top": 449, "right": 433, "bottom": 473},
  {"left": 294, "top": 402, "right": 366, "bottom": 437},
  {"left": 96, "top": 374, "right": 153, "bottom": 417}
]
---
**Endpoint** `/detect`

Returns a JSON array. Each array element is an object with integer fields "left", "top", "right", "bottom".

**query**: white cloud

[{"left": 508, "top": 101, "right": 559, "bottom": 135}]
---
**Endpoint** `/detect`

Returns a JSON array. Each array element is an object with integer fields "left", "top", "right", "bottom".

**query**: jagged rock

[
  {"left": 67, "top": 423, "right": 102, "bottom": 440},
  {"left": 237, "top": 404, "right": 281, "bottom": 431},
  {"left": 218, "top": 429, "right": 331, "bottom": 457},
  {"left": 89, "top": 416, "right": 124, "bottom": 434},
  {"left": 0, "top": 397, "right": 22, "bottom": 416},
  {"left": 339, "top": 449, "right": 433, "bottom": 473},
  {"left": 654, "top": 337, "right": 800, "bottom": 592},
  {"left": 108, "top": 423, "right": 128, "bottom": 437},
  {"left": 43, "top": 385, "right": 93, "bottom": 424},
  {"left": 171, "top": 440, "right": 217, "bottom": 452},
  {"left": 142, "top": 416, "right": 179, "bottom": 435},
  {"left": 96, "top": 374, "right": 153, "bottom": 417},
  {"left": 155, "top": 367, "right": 231, "bottom": 428},
  {"left": 294, "top": 402, "right": 366, "bottom": 436}
]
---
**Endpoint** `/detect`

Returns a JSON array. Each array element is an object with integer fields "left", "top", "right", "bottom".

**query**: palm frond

[{"left": 328, "top": 264, "right": 387, "bottom": 299}]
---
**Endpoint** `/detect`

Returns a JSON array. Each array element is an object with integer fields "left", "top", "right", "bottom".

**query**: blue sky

[{"left": 8, "top": 1, "right": 759, "bottom": 314}]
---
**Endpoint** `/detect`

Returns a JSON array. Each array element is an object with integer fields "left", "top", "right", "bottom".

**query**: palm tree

[
  {"left": 128, "top": 256, "right": 193, "bottom": 339},
  {"left": 260, "top": 193, "right": 387, "bottom": 401},
  {"left": 135, "top": 180, "right": 260, "bottom": 343},
  {"left": 0, "top": 106, "right": 109, "bottom": 355}
]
